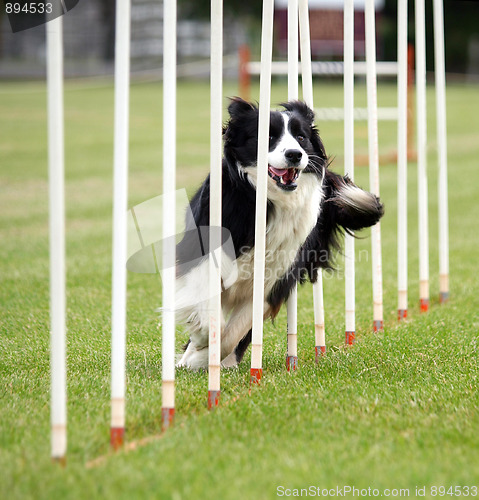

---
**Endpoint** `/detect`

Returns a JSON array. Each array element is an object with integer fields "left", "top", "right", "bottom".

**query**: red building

[{"left": 274, "top": 0, "right": 385, "bottom": 59}]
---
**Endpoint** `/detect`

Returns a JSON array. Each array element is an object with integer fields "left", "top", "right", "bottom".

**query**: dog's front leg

[
  {"left": 176, "top": 302, "right": 226, "bottom": 370},
  {"left": 220, "top": 301, "right": 271, "bottom": 368}
]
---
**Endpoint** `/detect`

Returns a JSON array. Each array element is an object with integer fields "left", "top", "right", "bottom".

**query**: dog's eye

[{"left": 297, "top": 135, "right": 305, "bottom": 142}]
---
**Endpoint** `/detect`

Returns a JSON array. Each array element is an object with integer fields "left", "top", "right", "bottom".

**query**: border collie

[{"left": 175, "top": 98, "right": 384, "bottom": 370}]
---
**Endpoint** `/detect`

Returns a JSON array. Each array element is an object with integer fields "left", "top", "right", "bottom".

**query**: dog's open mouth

[{"left": 268, "top": 166, "right": 300, "bottom": 191}]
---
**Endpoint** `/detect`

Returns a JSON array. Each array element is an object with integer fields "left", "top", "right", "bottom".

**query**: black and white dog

[{"left": 175, "top": 98, "right": 383, "bottom": 369}]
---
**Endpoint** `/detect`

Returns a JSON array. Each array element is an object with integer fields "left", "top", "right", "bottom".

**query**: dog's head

[{"left": 223, "top": 98, "right": 327, "bottom": 193}]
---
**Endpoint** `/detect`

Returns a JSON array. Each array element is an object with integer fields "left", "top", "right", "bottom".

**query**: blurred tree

[
  {"left": 178, "top": 0, "right": 264, "bottom": 57},
  {"left": 0, "top": 6, "right": 4, "bottom": 54},
  {"left": 382, "top": 0, "right": 479, "bottom": 74},
  {"left": 178, "top": 0, "right": 262, "bottom": 20},
  {"left": 99, "top": 0, "right": 116, "bottom": 61}
]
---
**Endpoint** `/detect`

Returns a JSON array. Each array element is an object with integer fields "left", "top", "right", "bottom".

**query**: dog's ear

[
  {"left": 281, "top": 100, "right": 315, "bottom": 124},
  {"left": 309, "top": 124, "right": 327, "bottom": 162},
  {"left": 224, "top": 98, "right": 258, "bottom": 139},
  {"left": 227, "top": 97, "right": 257, "bottom": 119},
  {"left": 323, "top": 170, "right": 384, "bottom": 231}
]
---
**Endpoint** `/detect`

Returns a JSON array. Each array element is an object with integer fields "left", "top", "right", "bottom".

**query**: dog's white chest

[
  {"left": 263, "top": 175, "right": 322, "bottom": 291},
  {"left": 223, "top": 174, "right": 323, "bottom": 306}
]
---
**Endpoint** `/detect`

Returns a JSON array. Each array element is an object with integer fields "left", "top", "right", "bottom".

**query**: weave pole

[
  {"left": 161, "top": 0, "right": 177, "bottom": 428},
  {"left": 397, "top": 0, "right": 408, "bottom": 321},
  {"left": 286, "top": 0, "right": 299, "bottom": 372},
  {"left": 287, "top": 0, "right": 299, "bottom": 100},
  {"left": 433, "top": 0, "right": 450, "bottom": 304},
  {"left": 110, "top": 0, "right": 131, "bottom": 450},
  {"left": 415, "top": 0, "right": 430, "bottom": 313},
  {"left": 208, "top": 0, "right": 223, "bottom": 410},
  {"left": 250, "top": 0, "right": 274, "bottom": 385},
  {"left": 365, "top": 0, "right": 384, "bottom": 333},
  {"left": 344, "top": 0, "right": 356, "bottom": 345},
  {"left": 298, "top": 0, "right": 312, "bottom": 119},
  {"left": 47, "top": 15, "right": 66, "bottom": 464},
  {"left": 299, "top": 0, "right": 326, "bottom": 359}
]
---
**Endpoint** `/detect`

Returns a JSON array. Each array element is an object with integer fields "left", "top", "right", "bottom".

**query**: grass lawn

[{"left": 1, "top": 78, "right": 478, "bottom": 499}]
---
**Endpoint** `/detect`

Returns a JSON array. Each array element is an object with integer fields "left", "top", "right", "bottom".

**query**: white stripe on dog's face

[{"left": 267, "top": 113, "right": 309, "bottom": 170}]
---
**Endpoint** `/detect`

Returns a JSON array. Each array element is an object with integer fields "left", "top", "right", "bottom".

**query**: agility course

[
  {"left": 2, "top": 0, "right": 479, "bottom": 497},
  {"left": 49, "top": 0, "right": 451, "bottom": 458}
]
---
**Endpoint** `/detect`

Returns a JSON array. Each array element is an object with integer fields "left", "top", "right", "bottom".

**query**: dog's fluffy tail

[
  {"left": 323, "top": 170, "right": 384, "bottom": 232},
  {"left": 266, "top": 169, "right": 384, "bottom": 309}
]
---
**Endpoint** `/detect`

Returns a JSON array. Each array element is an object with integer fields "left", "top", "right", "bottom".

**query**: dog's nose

[{"left": 285, "top": 149, "right": 302, "bottom": 164}]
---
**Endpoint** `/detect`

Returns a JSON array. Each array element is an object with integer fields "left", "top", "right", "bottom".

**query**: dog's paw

[
  {"left": 176, "top": 343, "right": 209, "bottom": 370},
  {"left": 221, "top": 351, "right": 239, "bottom": 369}
]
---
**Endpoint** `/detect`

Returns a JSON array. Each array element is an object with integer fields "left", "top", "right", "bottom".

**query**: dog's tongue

[
  {"left": 269, "top": 166, "right": 297, "bottom": 184},
  {"left": 269, "top": 166, "right": 288, "bottom": 177},
  {"left": 284, "top": 169, "right": 296, "bottom": 182}
]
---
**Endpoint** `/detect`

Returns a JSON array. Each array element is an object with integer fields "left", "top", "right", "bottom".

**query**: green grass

[{"left": 1, "top": 78, "right": 478, "bottom": 499}]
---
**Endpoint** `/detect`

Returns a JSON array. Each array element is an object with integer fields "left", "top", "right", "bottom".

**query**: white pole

[
  {"left": 162, "top": 0, "right": 177, "bottom": 427},
  {"left": 110, "top": 0, "right": 130, "bottom": 449},
  {"left": 288, "top": 0, "right": 299, "bottom": 100},
  {"left": 286, "top": 288, "right": 298, "bottom": 371},
  {"left": 344, "top": 0, "right": 356, "bottom": 345},
  {"left": 415, "top": 0, "right": 430, "bottom": 313},
  {"left": 365, "top": 0, "right": 383, "bottom": 333},
  {"left": 299, "top": 0, "right": 326, "bottom": 359},
  {"left": 397, "top": 0, "right": 408, "bottom": 321},
  {"left": 299, "top": 0, "right": 313, "bottom": 107},
  {"left": 250, "top": 0, "right": 274, "bottom": 385},
  {"left": 312, "top": 280, "right": 325, "bottom": 358},
  {"left": 208, "top": 0, "right": 223, "bottom": 409},
  {"left": 286, "top": 0, "right": 299, "bottom": 372},
  {"left": 433, "top": 0, "right": 449, "bottom": 304},
  {"left": 47, "top": 15, "right": 66, "bottom": 463}
]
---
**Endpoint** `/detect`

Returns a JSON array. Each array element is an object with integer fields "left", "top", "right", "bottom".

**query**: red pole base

[
  {"left": 439, "top": 291, "right": 449, "bottom": 304},
  {"left": 208, "top": 390, "right": 220, "bottom": 410},
  {"left": 373, "top": 320, "right": 384, "bottom": 333},
  {"left": 420, "top": 298, "right": 429, "bottom": 312},
  {"left": 345, "top": 331, "right": 355, "bottom": 345},
  {"left": 315, "top": 345, "right": 326, "bottom": 363},
  {"left": 161, "top": 407, "right": 175, "bottom": 431},
  {"left": 110, "top": 427, "right": 124, "bottom": 450},
  {"left": 286, "top": 355, "right": 298, "bottom": 372},
  {"left": 398, "top": 309, "right": 408, "bottom": 321},
  {"left": 250, "top": 368, "right": 262, "bottom": 385}
]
